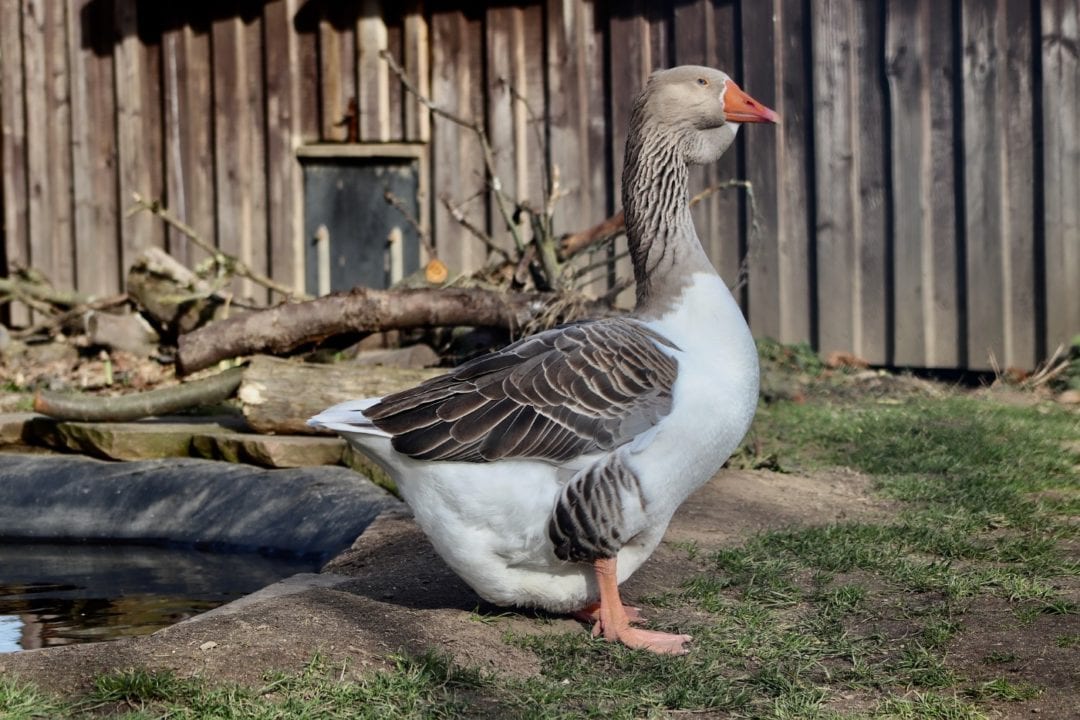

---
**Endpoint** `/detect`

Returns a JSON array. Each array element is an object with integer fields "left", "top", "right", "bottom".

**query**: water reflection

[{"left": 0, "top": 544, "right": 322, "bottom": 652}]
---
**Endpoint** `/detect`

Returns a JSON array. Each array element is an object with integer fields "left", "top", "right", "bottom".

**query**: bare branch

[
  {"left": 383, "top": 190, "right": 438, "bottom": 260},
  {"left": 128, "top": 193, "right": 310, "bottom": 302},
  {"left": 380, "top": 49, "right": 525, "bottom": 253},
  {"left": 440, "top": 195, "right": 513, "bottom": 263}
]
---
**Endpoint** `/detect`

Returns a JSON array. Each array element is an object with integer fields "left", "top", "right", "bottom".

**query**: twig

[
  {"left": 440, "top": 195, "right": 513, "bottom": 263},
  {"left": 504, "top": 79, "right": 553, "bottom": 211},
  {"left": 383, "top": 190, "right": 438, "bottom": 260},
  {"left": 572, "top": 249, "right": 632, "bottom": 287},
  {"left": 380, "top": 49, "right": 525, "bottom": 253},
  {"left": 11, "top": 294, "right": 130, "bottom": 341},
  {"left": 688, "top": 179, "right": 752, "bottom": 207},
  {"left": 0, "top": 277, "right": 90, "bottom": 308},
  {"left": 128, "top": 193, "right": 311, "bottom": 302}
]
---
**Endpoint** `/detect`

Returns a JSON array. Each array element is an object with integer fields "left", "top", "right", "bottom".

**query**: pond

[{"left": 0, "top": 543, "right": 322, "bottom": 652}]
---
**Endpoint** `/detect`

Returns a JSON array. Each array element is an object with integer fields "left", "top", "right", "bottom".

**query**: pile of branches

[{"left": 5, "top": 51, "right": 757, "bottom": 423}]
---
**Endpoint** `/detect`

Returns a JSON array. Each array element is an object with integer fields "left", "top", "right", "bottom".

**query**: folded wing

[{"left": 362, "top": 318, "right": 680, "bottom": 463}]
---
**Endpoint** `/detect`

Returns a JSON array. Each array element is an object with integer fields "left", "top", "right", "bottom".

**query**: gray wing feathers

[
  {"left": 548, "top": 453, "right": 646, "bottom": 562},
  {"left": 364, "top": 318, "right": 679, "bottom": 463}
]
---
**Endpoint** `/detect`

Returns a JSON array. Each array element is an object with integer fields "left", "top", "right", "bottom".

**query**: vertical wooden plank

[
  {"left": 23, "top": 0, "right": 74, "bottom": 294},
  {"left": 357, "top": 0, "right": 391, "bottom": 142},
  {"left": 1041, "top": 0, "right": 1080, "bottom": 354},
  {"left": 546, "top": 0, "right": 608, "bottom": 294},
  {"left": 430, "top": 8, "right": 486, "bottom": 272},
  {"left": 384, "top": 9, "right": 404, "bottom": 142},
  {"left": 402, "top": 1, "right": 429, "bottom": 142},
  {"left": 812, "top": 0, "right": 889, "bottom": 363},
  {"left": 748, "top": 0, "right": 814, "bottom": 345},
  {"left": 114, "top": 0, "right": 165, "bottom": 272},
  {"left": 297, "top": 15, "right": 321, "bottom": 143},
  {"left": 673, "top": 0, "right": 742, "bottom": 289},
  {"left": 926, "top": 0, "right": 961, "bottom": 368},
  {"left": 161, "top": 7, "right": 214, "bottom": 268},
  {"left": 264, "top": 0, "right": 306, "bottom": 295},
  {"left": 68, "top": 0, "right": 120, "bottom": 299},
  {"left": 244, "top": 12, "right": 268, "bottom": 301},
  {"left": 485, "top": 5, "right": 545, "bottom": 252},
  {"left": 886, "top": 0, "right": 960, "bottom": 367},
  {"left": 319, "top": 6, "right": 356, "bottom": 141},
  {"left": 212, "top": 14, "right": 268, "bottom": 301},
  {"left": 962, "top": 0, "right": 1036, "bottom": 369},
  {"left": 1001, "top": 0, "right": 1036, "bottom": 369},
  {"left": 1, "top": 0, "right": 30, "bottom": 324}
]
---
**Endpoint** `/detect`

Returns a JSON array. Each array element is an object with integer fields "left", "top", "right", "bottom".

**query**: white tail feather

[{"left": 307, "top": 397, "right": 392, "bottom": 438}]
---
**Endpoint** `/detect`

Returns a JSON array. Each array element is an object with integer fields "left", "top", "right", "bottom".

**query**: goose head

[{"left": 635, "top": 65, "right": 779, "bottom": 164}]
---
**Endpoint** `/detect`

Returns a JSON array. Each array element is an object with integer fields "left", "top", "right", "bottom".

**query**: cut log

[
  {"left": 237, "top": 355, "right": 442, "bottom": 435},
  {"left": 177, "top": 286, "right": 610, "bottom": 375}
]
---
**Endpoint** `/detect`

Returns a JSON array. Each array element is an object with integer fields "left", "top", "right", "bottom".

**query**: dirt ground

[{"left": 0, "top": 468, "right": 1076, "bottom": 719}]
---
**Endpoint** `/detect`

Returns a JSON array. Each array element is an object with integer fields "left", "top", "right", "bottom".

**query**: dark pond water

[{"left": 0, "top": 543, "right": 322, "bottom": 653}]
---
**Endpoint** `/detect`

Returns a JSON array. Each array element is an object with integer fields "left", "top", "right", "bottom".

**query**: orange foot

[{"left": 590, "top": 557, "right": 692, "bottom": 656}]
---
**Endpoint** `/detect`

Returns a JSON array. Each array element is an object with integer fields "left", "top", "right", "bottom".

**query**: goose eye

[{"left": 696, "top": 78, "right": 708, "bottom": 86}]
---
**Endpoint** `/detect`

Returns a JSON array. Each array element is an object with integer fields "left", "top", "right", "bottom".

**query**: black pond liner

[{"left": 0, "top": 454, "right": 395, "bottom": 652}]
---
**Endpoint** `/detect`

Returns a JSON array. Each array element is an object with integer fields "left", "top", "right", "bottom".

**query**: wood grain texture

[
  {"left": 23, "top": 0, "right": 74, "bottom": 293},
  {"left": 812, "top": 0, "right": 889, "bottom": 363},
  {"left": 1040, "top": 0, "right": 1080, "bottom": 355},
  {"left": 161, "top": 7, "right": 213, "bottom": 268},
  {"left": 546, "top": 0, "right": 608, "bottom": 295},
  {"left": 114, "top": 0, "right": 165, "bottom": 270},
  {"left": 1, "top": 0, "right": 30, "bottom": 324},
  {"left": 212, "top": 14, "right": 268, "bottom": 302},
  {"left": 962, "top": 0, "right": 1036, "bottom": 369},
  {"left": 357, "top": 0, "right": 391, "bottom": 142},
  {"left": 430, "top": 8, "right": 486, "bottom": 272},
  {"left": 485, "top": 4, "right": 545, "bottom": 252},
  {"left": 402, "top": 1, "right": 430, "bottom": 142},
  {"left": 319, "top": 5, "right": 357, "bottom": 142},
  {"left": 68, "top": 0, "right": 119, "bottom": 298},
  {"left": 886, "top": 0, "right": 960, "bottom": 367},
  {"left": 740, "top": 0, "right": 813, "bottom": 341},
  {"left": 264, "top": 0, "right": 305, "bottom": 295}
]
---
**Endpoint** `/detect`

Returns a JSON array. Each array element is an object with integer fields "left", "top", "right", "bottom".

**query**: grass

[{"left": 2, "top": 387, "right": 1076, "bottom": 719}]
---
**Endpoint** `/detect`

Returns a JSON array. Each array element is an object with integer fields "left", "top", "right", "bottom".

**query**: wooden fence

[{"left": 1, "top": 0, "right": 1077, "bottom": 370}]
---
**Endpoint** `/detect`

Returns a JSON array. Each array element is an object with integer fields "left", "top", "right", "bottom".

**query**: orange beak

[{"left": 722, "top": 80, "right": 780, "bottom": 124}]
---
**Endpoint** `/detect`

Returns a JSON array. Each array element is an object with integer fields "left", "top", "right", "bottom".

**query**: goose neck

[{"left": 623, "top": 125, "right": 714, "bottom": 316}]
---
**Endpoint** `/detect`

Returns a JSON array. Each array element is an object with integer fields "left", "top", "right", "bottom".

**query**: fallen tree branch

[
  {"left": 33, "top": 367, "right": 244, "bottom": 422},
  {"left": 176, "top": 287, "right": 612, "bottom": 375}
]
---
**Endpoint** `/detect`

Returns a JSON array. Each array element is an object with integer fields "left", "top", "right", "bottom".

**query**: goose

[{"left": 310, "top": 65, "right": 778, "bottom": 655}]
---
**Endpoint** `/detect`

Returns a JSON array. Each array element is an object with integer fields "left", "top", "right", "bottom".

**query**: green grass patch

[
  {"left": 0, "top": 676, "right": 66, "bottom": 720},
  {"left": 2, "top": 392, "right": 1074, "bottom": 719}
]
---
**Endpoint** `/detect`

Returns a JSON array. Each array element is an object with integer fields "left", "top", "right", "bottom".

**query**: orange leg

[
  {"left": 590, "top": 557, "right": 692, "bottom": 655},
  {"left": 572, "top": 602, "right": 645, "bottom": 627}
]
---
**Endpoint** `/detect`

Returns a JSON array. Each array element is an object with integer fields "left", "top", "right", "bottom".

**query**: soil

[{"left": 0, "top": 468, "right": 1076, "bottom": 719}]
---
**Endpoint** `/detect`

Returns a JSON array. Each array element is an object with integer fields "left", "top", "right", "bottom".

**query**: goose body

[{"left": 310, "top": 66, "right": 777, "bottom": 653}]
